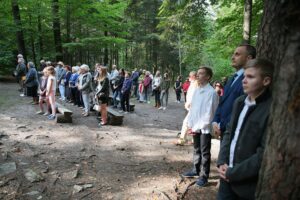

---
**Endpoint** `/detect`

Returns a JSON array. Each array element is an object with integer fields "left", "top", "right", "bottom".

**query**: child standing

[
  {"left": 46, "top": 66, "right": 57, "bottom": 120},
  {"left": 36, "top": 67, "right": 49, "bottom": 115},
  {"left": 217, "top": 59, "right": 274, "bottom": 200}
]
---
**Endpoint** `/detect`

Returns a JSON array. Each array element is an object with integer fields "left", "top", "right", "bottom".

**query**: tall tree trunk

[
  {"left": 29, "top": 14, "right": 36, "bottom": 65},
  {"left": 255, "top": 0, "right": 300, "bottom": 199},
  {"left": 242, "top": 0, "right": 252, "bottom": 44},
  {"left": 104, "top": 30, "right": 109, "bottom": 66},
  {"left": 65, "top": 0, "right": 71, "bottom": 64},
  {"left": 52, "top": 0, "right": 63, "bottom": 61},
  {"left": 11, "top": 0, "right": 27, "bottom": 61},
  {"left": 37, "top": 14, "right": 43, "bottom": 60}
]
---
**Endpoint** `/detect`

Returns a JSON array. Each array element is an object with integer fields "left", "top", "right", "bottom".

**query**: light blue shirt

[{"left": 231, "top": 68, "right": 244, "bottom": 86}]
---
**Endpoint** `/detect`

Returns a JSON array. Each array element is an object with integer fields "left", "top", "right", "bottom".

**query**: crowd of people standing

[{"left": 14, "top": 43, "right": 274, "bottom": 200}]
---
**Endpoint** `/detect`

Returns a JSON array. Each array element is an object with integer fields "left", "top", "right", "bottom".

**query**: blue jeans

[
  {"left": 82, "top": 93, "right": 90, "bottom": 113},
  {"left": 113, "top": 90, "right": 120, "bottom": 108},
  {"left": 58, "top": 84, "right": 66, "bottom": 100}
]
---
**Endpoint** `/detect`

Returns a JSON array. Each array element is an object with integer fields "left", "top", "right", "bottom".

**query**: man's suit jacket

[
  {"left": 213, "top": 74, "right": 244, "bottom": 133},
  {"left": 217, "top": 90, "right": 272, "bottom": 199}
]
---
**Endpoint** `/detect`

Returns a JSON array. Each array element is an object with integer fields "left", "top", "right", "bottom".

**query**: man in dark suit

[
  {"left": 217, "top": 58, "right": 274, "bottom": 200},
  {"left": 212, "top": 44, "right": 256, "bottom": 140}
]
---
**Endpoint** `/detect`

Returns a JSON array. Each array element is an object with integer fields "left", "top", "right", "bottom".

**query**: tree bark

[
  {"left": 11, "top": 0, "right": 27, "bottom": 61},
  {"left": 104, "top": 30, "right": 109, "bottom": 66},
  {"left": 242, "top": 0, "right": 252, "bottom": 44},
  {"left": 37, "top": 14, "right": 43, "bottom": 60},
  {"left": 29, "top": 14, "right": 36, "bottom": 65},
  {"left": 52, "top": 0, "right": 63, "bottom": 61},
  {"left": 255, "top": 0, "right": 300, "bottom": 199},
  {"left": 65, "top": 0, "right": 71, "bottom": 64}
]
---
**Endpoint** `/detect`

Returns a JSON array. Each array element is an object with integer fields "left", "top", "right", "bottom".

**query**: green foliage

[{"left": 0, "top": 0, "right": 263, "bottom": 79}]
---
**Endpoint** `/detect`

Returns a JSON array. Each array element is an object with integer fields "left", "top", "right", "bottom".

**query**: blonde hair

[{"left": 47, "top": 66, "right": 56, "bottom": 76}]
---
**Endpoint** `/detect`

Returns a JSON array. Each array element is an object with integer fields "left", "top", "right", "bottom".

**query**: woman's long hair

[{"left": 97, "top": 66, "right": 107, "bottom": 81}]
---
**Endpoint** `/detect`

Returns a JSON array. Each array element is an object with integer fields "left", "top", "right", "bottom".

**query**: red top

[{"left": 182, "top": 81, "right": 190, "bottom": 92}]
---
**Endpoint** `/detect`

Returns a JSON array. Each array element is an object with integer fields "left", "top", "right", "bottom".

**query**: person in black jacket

[
  {"left": 24, "top": 62, "right": 39, "bottom": 104},
  {"left": 217, "top": 58, "right": 274, "bottom": 200}
]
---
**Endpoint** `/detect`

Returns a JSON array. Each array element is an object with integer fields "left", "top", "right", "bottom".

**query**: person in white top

[
  {"left": 175, "top": 71, "right": 197, "bottom": 145},
  {"left": 46, "top": 66, "right": 57, "bottom": 120},
  {"left": 182, "top": 67, "right": 219, "bottom": 187}
]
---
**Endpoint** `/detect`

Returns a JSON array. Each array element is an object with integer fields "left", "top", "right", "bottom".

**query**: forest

[{"left": 0, "top": 0, "right": 263, "bottom": 80}]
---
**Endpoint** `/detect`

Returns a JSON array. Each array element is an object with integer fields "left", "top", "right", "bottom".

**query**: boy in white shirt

[{"left": 182, "top": 67, "right": 219, "bottom": 187}]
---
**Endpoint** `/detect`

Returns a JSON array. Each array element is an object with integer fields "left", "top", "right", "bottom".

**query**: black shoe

[
  {"left": 195, "top": 177, "right": 208, "bottom": 187},
  {"left": 182, "top": 171, "right": 199, "bottom": 178}
]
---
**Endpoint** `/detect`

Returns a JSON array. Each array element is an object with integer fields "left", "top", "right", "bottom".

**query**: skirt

[{"left": 26, "top": 85, "right": 38, "bottom": 97}]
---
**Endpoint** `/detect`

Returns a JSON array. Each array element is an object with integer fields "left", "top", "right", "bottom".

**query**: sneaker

[
  {"left": 195, "top": 177, "right": 208, "bottom": 187},
  {"left": 48, "top": 115, "right": 56, "bottom": 120},
  {"left": 147, "top": 101, "right": 150, "bottom": 104},
  {"left": 43, "top": 112, "right": 50, "bottom": 116},
  {"left": 20, "top": 94, "right": 25, "bottom": 97},
  {"left": 83, "top": 113, "right": 89, "bottom": 117},
  {"left": 36, "top": 111, "right": 44, "bottom": 115},
  {"left": 124, "top": 112, "right": 128, "bottom": 114},
  {"left": 163, "top": 107, "right": 166, "bottom": 110},
  {"left": 158, "top": 107, "right": 163, "bottom": 110},
  {"left": 119, "top": 110, "right": 124, "bottom": 113},
  {"left": 182, "top": 171, "right": 199, "bottom": 178}
]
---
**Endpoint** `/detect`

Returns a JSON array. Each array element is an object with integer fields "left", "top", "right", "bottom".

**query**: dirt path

[{"left": 0, "top": 82, "right": 219, "bottom": 200}]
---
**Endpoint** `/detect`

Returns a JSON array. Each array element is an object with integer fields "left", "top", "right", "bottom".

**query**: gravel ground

[{"left": 0, "top": 82, "right": 219, "bottom": 200}]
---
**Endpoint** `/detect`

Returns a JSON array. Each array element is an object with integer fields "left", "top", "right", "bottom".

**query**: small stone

[
  {"left": 24, "top": 135, "right": 32, "bottom": 139},
  {"left": 83, "top": 184, "right": 93, "bottom": 189},
  {"left": 73, "top": 185, "right": 83, "bottom": 193},
  {"left": 0, "top": 162, "right": 16, "bottom": 177},
  {"left": 17, "top": 125, "right": 27, "bottom": 129},
  {"left": 24, "top": 169, "right": 44, "bottom": 183},
  {"left": 25, "top": 191, "right": 39, "bottom": 196}
]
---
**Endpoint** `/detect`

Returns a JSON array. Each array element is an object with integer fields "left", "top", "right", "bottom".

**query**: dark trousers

[
  {"left": 65, "top": 85, "right": 71, "bottom": 100},
  {"left": 175, "top": 90, "right": 181, "bottom": 101},
  {"left": 192, "top": 132, "right": 211, "bottom": 179},
  {"left": 183, "top": 92, "right": 187, "bottom": 102},
  {"left": 121, "top": 92, "right": 130, "bottom": 112},
  {"left": 217, "top": 179, "right": 251, "bottom": 200},
  {"left": 154, "top": 89, "right": 161, "bottom": 106}
]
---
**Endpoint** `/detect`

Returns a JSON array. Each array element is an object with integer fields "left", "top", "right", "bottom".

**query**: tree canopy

[{"left": 0, "top": 0, "right": 263, "bottom": 80}]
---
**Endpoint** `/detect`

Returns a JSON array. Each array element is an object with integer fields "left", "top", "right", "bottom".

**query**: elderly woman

[
  {"left": 78, "top": 64, "right": 93, "bottom": 117},
  {"left": 24, "top": 62, "right": 39, "bottom": 104},
  {"left": 95, "top": 66, "right": 110, "bottom": 125}
]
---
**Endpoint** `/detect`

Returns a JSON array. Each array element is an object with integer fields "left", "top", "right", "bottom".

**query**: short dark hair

[
  {"left": 244, "top": 58, "right": 274, "bottom": 80},
  {"left": 238, "top": 44, "right": 256, "bottom": 59},
  {"left": 199, "top": 66, "right": 213, "bottom": 81}
]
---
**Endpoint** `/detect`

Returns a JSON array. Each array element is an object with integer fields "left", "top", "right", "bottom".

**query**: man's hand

[
  {"left": 185, "top": 103, "right": 190, "bottom": 110},
  {"left": 218, "top": 164, "right": 229, "bottom": 182},
  {"left": 213, "top": 123, "right": 221, "bottom": 138}
]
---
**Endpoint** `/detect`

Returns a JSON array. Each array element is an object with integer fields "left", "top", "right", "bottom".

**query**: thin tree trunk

[
  {"left": 255, "top": 0, "right": 300, "bottom": 199},
  {"left": 243, "top": 0, "right": 252, "bottom": 44},
  {"left": 52, "top": 0, "right": 63, "bottom": 61},
  {"left": 29, "top": 14, "right": 36, "bottom": 65},
  {"left": 37, "top": 14, "right": 43, "bottom": 60},
  {"left": 65, "top": 0, "right": 71, "bottom": 64},
  {"left": 104, "top": 30, "right": 109, "bottom": 66},
  {"left": 11, "top": 0, "right": 27, "bottom": 61}
]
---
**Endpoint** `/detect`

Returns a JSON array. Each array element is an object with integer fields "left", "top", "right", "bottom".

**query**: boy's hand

[
  {"left": 213, "top": 123, "right": 221, "bottom": 137},
  {"left": 218, "top": 164, "right": 229, "bottom": 182}
]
